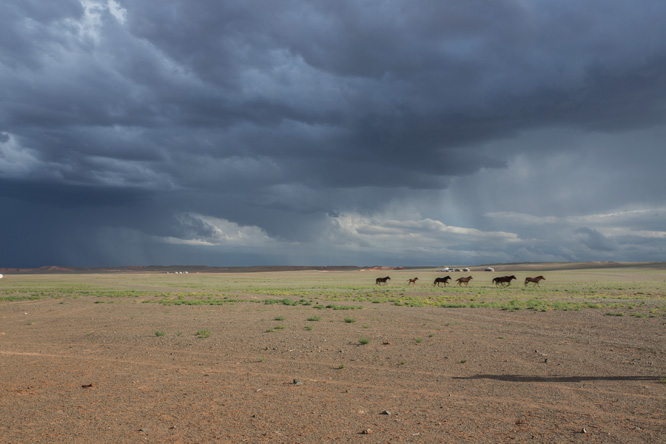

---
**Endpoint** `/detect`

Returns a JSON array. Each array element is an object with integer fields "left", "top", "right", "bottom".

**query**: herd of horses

[{"left": 376, "top": 274, "right": 546, "bottom": 287}]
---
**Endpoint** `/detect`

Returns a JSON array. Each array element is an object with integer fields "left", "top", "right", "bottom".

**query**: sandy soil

[{"left": 1, "top": 296, "right": 665, "bottom": 443}]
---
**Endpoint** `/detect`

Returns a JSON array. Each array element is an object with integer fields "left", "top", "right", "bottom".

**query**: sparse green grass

[
  {"left": 2, "top": 267, "right": 666, "bottom": 315},
  {"left": 415, "top": 337, "right": 423, "bottom": 344},
  {"left": 460, "top": 359, "right": 467, "bottom": 363},
  {"left": 344, "top": 317, "right": 356, "bottom": 323},
  {"left": 274, "top": 316, "right": 284, "bottom": 321},
  {"left": 154, "top": 330, "right": 165, "bottom": 337},
  {"left": 307, "top": 315, "right": 322, "bottom": 322},
  {"left": 195, "top": 330, "right": 211, "bottom": 338},
  {"left": 338, "top": 364, "right": 345, "bottom": 369},
  {"left": 304, "top": 325, "right": 314, "bottom": 331},
  {"left": 358, "top": 337, "right": 370, "bottom": 345}
]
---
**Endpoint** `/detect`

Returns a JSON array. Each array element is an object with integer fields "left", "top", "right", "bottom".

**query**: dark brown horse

[
  {"left": 408, "top": 277, "right": 419, "bottom": 285},
  {"left": 493, "top": 275, "right": 517, "bottom": 286},
  {"left": 433, "top": 276, "right": 452, "bottom": 287},
  {"left": 456, "top": 276, "right": 473, "bottom": 286},
  {"left": 525, "top": 276, "right": 546, "bottom": 287},
  {"left": 376, "top": 276, "right": 391, "bottom": 285}
]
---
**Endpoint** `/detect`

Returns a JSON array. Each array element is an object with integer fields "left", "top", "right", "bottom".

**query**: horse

[
  {"left": 525, "top": 276, "right": 545, "bottom": 287},
  {"left": 376, "top": 276, "right": 391, "bottom": 285},
  {"left": 493, "top": 275, "right": 517, "bottom": 286},
  {"left": 433, "top": 276, "right": 452, "bottom": 287},
  {"left": 407, "top": 277, "right": 419, "bottom": 285},
  {"left": 456, "top": 276, "right": 473, "bottom": 286}
]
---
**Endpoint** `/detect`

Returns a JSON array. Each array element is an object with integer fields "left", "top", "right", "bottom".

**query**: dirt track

[{"left": 1, "top": 297, "right": 665, "bottom": 443}]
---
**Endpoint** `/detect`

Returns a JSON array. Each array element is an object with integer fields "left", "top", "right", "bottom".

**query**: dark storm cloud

[{"left": 2, "top": 0, "right": 666, "bottom": 266}]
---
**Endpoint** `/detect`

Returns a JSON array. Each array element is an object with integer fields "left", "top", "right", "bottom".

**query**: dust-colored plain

[{"left": 1, "top": 264, "right": 665, "bottom": 443}]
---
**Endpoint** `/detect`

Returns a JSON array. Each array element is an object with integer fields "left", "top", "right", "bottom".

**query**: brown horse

[
  {"left": 456, "top": 276, "right": 473, "bottom": 286},
  {"left": 525, "top": 276, "right": 545, "bottom": 287},
  {"left": 408, "top": 277, "right": 419, "bottom": 285},
  {"left": 493, "top": 275, "right": 517, "bottom": 286},
  {"left": 433, "top": 276, "right": 452, "bottom": 287},
  {"left": 376, "top": 276, "right": 391, "bottom": 285}
]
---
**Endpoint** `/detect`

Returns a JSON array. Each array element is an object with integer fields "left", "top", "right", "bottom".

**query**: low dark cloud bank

[{"left": 2, "top": 0, "right": 666, "bottom": 267}]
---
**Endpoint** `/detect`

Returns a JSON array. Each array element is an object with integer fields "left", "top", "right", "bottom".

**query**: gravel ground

[{"left": 1, "top": 297, "right": 665, "bottom": 443}]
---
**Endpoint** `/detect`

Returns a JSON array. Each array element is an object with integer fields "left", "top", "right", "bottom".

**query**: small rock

[
  {"left": 381, "top": 410, "right": 391, "bottom": 415},
  {"left": 81, "top": 383, "right": 94, "bottom": 388},
  {"left": 361, "top": 429, "right": 372, "bottom": 434},
  {"left": 581, "top": 428, "right": 587, "bottom": 434},
  {"left": 139, "top": 428, "right": 149, "bottom": 433},
  {"left": 293, "top": 379, "right": 303, "bottom": 385}
]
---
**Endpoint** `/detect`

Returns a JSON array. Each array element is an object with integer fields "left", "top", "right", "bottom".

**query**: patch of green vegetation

[
  {"left": 195, "top": 330, "right": 211, "bottom": 338},
  {"left": 344, "top": 317, "right": 356, "bottom": 323},
  {"left": 358, "top": 337, "right": 370, "bottom": 345},
  {"left": 326, "top": 304, "right": 363, "bottom": 310},
  {"left": 154, "top": 330, "right": 165, "bottom": 337},
  {"left": 0, "top": 295, "right": 40, "bottom": 302},
  {"left": 307, "top": 316, "right": 322, "bottom": 322}
]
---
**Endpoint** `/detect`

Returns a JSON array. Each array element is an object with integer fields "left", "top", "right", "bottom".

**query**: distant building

[{"left": 484, "top": 267, "right": 494, "bottom": 272}]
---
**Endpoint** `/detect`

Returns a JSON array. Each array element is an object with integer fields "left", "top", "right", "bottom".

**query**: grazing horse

[
  {"left": 525, "top": 276, "right": 546, "bottom": 287},
  {"left": 493, "top": 275, "right": 517, "bottom": 286},
  {"left": 376, "top": 276, "right": 391, "bottom": 285},
  {"left": 433, "top": 276, "right": 452, "bottom": 287},
  {"left": 407, "top": 277, "right": 419, "bottom": 285},
  {"left": 456, "top": 276, "right": 473, "bottom": 286}
]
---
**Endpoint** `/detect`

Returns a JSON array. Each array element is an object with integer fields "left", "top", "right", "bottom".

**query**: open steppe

[{"left": 1, "top": 265, "right": 666, "bottom": 443}]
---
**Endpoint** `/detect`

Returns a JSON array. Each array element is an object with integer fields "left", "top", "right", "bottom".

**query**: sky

[{"left": 2, "top": 0, "right": 666, "bottom": 268}]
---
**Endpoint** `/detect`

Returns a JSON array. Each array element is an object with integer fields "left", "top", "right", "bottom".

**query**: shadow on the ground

[{"left": 453, "top": 374, "right": 662, "bottom": 383}]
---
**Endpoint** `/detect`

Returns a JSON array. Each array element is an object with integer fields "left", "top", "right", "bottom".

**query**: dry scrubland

[{"left": 1, "top": 266, "right": 666, "bottom": 443}]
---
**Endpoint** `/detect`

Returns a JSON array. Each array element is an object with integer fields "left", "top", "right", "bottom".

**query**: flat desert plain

[{"left": 1, "top": 265, "right": 665, "bottom": 443}]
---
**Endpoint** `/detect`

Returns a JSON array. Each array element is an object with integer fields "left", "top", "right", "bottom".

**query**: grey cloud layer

[{"left": 2, "top": 0, "right": 666, "bottom": 266}]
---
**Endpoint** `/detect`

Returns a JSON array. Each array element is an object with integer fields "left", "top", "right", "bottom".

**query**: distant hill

[
  {"left": 1, "top": 261, "right": 665, "bottom": 274},
  {"left": 0, "top": 265, "right": 365, "bottom": 274},
  {"left": 474, "top": 261, "right": 666, "bottom": 271}
]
